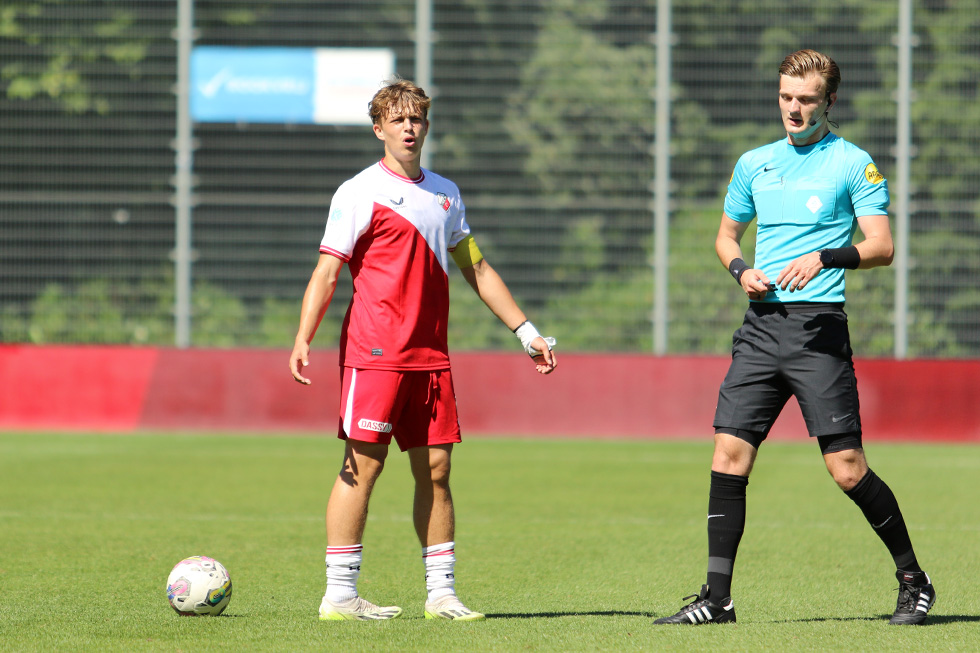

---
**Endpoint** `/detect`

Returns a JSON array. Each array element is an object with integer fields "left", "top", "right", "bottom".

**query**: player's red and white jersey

[{"left": 320, "top": 160, "right": 471, "bottom": 371}]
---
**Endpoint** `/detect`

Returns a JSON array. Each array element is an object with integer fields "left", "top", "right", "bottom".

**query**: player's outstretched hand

[
  {"left": 514, "top": 321, "right": 556, "bottom": 374},
  {"left": 289, "top": 340, "right": 312, "bottom": 385},
  {"left": 528, "top": 336, "right": 557, "bottom": 375}
]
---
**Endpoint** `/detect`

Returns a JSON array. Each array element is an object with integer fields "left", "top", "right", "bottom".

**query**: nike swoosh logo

[
  {"left": 390, "top": 197, "right": 404, "bottom": 206},
  {"left": 707, "top": 514, "right": 725, "bottom": 519},
  {"left": 764, "top": 165, "right": 779, "bottom": 172},
  {"left": 873, "top": 516, "right": 892, "bottom": 529},
  {"left": 831, "top": 413, "right": 852, "bottom": 423}
]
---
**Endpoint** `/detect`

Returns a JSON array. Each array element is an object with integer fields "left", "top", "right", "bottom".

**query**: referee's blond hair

[{"left": 779, "top": 49, "right": 841, "bottom": 96}]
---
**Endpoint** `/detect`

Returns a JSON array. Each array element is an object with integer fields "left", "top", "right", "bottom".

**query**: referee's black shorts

[{"left": 713, "top": 302, "right": 861, "bottom": 442}]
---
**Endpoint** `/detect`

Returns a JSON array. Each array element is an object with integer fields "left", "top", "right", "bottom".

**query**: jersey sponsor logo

[
  {"left": 806, "top": 195, "right": 823, "bottom": 213},
  {"left": 435, "top": 192, "right": 451, "bottom": 212},
  {"left": 864, "top": 163, "right": 885, "bottom": 184},
  {"left": 371, "top": 348, "right": 383, "bottom": 356},
  {"left": 357, "top": 418, "right": 393, "bottom": 433},
  {"left": 329, "top": 208, "right": 343, "bottom": 222},
  {"left": 390, "top": 196, "right": 404, "bottom": 206}
]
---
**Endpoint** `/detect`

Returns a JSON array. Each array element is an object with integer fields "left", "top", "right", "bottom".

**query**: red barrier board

[
  {"left": 0, "top": 345, "right": 159, "bottom": 431},
  {"left": 1, "top": 345, "right": 977, "bottom": 442},
  {"left": 139, "top": 348, "right": 338, "bottom": 432}
]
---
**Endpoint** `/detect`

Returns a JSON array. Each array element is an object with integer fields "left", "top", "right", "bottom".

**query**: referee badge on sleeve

[{"left": 864, "top": 163, "right": 884, "bottom": 184}]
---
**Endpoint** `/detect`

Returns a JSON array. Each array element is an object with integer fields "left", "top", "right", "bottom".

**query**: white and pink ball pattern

[{"left": 166, "top": 556, "right": 232, "bottom": 616}]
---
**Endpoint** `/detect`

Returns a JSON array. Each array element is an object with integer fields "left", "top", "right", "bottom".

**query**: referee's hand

[
  {"left": 741, "top": 270, "right": 774, "bottom": 300},
  {"left": 775, "top": 251, "right": 823, "bottom": 292}
]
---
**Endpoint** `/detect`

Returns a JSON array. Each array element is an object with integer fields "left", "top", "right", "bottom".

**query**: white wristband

[{"left": 514, "top": 320, "right": 555, "bottom": 356}]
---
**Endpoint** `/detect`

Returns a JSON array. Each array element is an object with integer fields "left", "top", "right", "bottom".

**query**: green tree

[
  {"left": 500, "top": 0, "right": 658, "bottom": 348},
  {"left": 0, "top": 1, "right": 149, "bottom": 114},
  {"left": 447, "top": 275, "right": 516, "bottom": 351},
  {"left": 249, "top": 296, "right": 342, "bottom": 350},
  {"left": 905, "top": 0, "right": 980, "bottom": 355},
  {"left": 544, "top": 269, "right": 653, "bottom": 352},
  {"left": 0, "top": 303, "right": 30, "bottom": 342},
  {"left": 27, "top": 278, "right": 171, "bottom": 345}
]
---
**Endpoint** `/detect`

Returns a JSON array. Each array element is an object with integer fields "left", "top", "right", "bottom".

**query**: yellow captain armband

[{"left": 449, "top": 235, "right": 484, "bottom": 268}]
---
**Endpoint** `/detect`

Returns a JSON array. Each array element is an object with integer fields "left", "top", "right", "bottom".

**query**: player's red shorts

[{"left": 338, "top": 367, "right": 462, "bottom": 451}]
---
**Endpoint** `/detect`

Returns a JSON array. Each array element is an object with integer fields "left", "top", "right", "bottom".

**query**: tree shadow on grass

[{"left": 488, "top": 610, "right": 653, "bottom": 619}]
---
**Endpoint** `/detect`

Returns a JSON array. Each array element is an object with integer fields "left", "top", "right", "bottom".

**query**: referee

[{"left": 654, "top": 50, "right": 935, "bottom": 626}]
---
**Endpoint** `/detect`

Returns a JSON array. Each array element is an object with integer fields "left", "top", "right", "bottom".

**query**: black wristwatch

[{"left": 819, "top": 249, "right": 834, "bottom": 267}]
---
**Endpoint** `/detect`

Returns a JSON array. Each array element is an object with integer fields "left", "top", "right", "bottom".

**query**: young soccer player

[
  {"left": 654, "top": 50, "right": 934, "bottom": 626},
  {"left": 289, "top": 78, "right": 556, "bottom": 621}
]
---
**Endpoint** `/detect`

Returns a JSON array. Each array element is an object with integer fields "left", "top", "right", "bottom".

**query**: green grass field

[{"left": 0, "top": 432, "right": 977, "bottom": 651}]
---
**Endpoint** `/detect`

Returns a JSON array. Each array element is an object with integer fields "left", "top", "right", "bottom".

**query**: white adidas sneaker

[
  {"left": 319, "top": 595, "right": 403, "bottom": 621},
  {"left": 423, "top": 594, "right": 486, "bottom": 621}
]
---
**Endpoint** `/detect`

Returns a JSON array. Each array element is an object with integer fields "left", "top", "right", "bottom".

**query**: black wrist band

[
  {"left": 728, "top": 258, "right": 749, "bottom": 284},
  {"left": 819, "top": 246, "right": 860, "bottom": 270}
]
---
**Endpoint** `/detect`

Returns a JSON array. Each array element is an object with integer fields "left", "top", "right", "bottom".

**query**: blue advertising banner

[{"left": 190, "top": 47, "right": 394, "bottom": 125}]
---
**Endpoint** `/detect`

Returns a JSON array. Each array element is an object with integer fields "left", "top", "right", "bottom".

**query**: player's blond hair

[
  {"left": 368, "top": 79, "right": 431, "bottom": 125},
  {"left": 779, "top": 49, "right": 841, "bottom": 96}
]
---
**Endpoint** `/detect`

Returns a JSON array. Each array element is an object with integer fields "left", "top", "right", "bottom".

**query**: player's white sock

[
  {"left": 325, "top": 544, "right": 362, "bottom": 603},
  {"left": 422, "top": 541, "right": 457, "bottom": 603}
]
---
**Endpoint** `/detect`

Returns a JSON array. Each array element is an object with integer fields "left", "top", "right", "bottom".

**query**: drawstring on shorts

[{"left": 425, "top": 371, "right": 437, "bottom": 405}]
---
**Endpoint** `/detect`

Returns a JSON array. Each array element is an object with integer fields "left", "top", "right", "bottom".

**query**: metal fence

[{"left": 1, "top": 0, "right": 978, "bottom": 358}]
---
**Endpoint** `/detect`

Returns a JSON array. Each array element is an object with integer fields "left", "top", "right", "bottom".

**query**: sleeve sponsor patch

[{"left": 864, "top": 163, "right": 885, "bottom": 184}]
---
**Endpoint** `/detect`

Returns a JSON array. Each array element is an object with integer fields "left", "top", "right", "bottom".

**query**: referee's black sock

[
  {"left": 844, "top": 469, "right": 921, "bottom": 572},
  {"left": 705, "top": 470, "right": 748, "bottom": 602}
]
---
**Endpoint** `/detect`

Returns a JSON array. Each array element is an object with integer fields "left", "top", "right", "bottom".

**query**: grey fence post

[
  {"left": 893, "top": 0, "right": 915, "bottom": 359},
  {"left": 172, "top": 0, "right": 196, "bottom": 348},
  {"left": 652, "top": 0, "right": 672, "bottom": 354}
]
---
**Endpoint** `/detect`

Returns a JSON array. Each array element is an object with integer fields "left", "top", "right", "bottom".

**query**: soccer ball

[{"left": 166, "top": 556, "right": 233, "bottom": 616}]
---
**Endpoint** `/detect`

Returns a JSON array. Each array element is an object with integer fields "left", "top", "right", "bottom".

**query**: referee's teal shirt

[{"left": 724, "top": 132, "right": 889, "bottom": 304}]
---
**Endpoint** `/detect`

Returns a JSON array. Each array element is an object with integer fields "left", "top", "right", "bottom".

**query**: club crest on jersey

[
  {"left": 435, "top": 192, "right": 451, "bottom": 212},
  {"left": 329, "top": 208, "right": 343, "bottom": 222}
]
